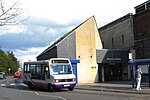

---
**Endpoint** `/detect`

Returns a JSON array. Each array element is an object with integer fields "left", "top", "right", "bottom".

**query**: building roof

[
  {"left": 134, "top": 0, "right": 150, "bottom": 9},
  {"left": 37, "top": 16, "right": 95, "bottom": 58},
  {"left": 134, "top": 0, "right": 150, "bottom": 14},
  {"left": 99, "top": 13, "right": 133, "bottom": 31}
]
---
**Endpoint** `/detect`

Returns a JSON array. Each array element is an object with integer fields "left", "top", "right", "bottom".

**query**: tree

[
  {"left": 6, "top": 51, "right": 19, "bottom": 71},
  {"left": 0, "top": 0, "right": 28, "bottom": 28},
  {"left": 0, "top": 49, "right": 11, "bottom": 71},
  {"left": 0, "top": 49, "right": 18, "bottom": 72}
]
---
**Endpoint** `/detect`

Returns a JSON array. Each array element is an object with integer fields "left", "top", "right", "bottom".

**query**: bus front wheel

[
  {"left": 68, "top": 87, "right": 74, "bottom": 91},
  {"left": 48, "top": 84, "right": 54, "bottom": 92}
]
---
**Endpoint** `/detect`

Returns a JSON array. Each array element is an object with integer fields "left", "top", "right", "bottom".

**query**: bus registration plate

[{"left": 64, "top": 84, "right": 70, "bottom": 87}]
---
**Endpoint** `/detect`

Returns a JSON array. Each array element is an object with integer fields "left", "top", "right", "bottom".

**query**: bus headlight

[
  {"left": 54, "top": 79, "right": 59, "bottom": 83},
  {"left": 73, "top": 78, "right": 76, "bottom": 82}
]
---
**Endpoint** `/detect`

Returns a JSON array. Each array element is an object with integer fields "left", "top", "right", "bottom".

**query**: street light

[
  {"left": 8, "top": 68, "right": 11, "bottom": 71},
  {"left": 8, "top": 68, "right": 11, "bottom": 75}
]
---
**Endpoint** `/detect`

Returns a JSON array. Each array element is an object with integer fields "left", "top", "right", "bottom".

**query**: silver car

[{"left": 0, "top": 72, "right": 6, "bottom": 79}]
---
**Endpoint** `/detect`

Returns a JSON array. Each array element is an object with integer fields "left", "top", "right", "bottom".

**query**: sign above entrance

[{"left": 107, "top": 58, "right": 121, "bottom": 61}]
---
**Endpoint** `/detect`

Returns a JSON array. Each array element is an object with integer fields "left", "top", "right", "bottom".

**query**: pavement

[{"left": 75, "top": 81, "right": 150, "bottom": 95}]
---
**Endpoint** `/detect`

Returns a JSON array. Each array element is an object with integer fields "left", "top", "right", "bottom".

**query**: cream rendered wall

[{"left": 75, "top": 16, "right": 103, "bottom": 83}]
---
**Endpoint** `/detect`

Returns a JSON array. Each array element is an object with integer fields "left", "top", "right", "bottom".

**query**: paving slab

[{"left": 75, "top": 81, "right": 150, "bottom": 95}]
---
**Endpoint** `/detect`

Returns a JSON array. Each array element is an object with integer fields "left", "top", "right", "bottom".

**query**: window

[
  {"left": 122, "top": 35, "right": 124, "bottom": 45},
  {"left": 112, "top": 38, "right": 114, "bottom": 48},
  {"left": 102, "top": 41, "right": 104, "bottom": 48},
  {"left": 29, "top": 64, "right": 42, "bottom": 79},
  {"left": 29, "top": 64, "right": 36, "bottom": 74},
  {"left": 24, "top": 64, "right": 27, "bottom": 73},
  {"left": 36, "top": 64, "right": 42, "bottom": 74},
  {"left": 50, "top": 65, "right": 72, "bottom": 75}
]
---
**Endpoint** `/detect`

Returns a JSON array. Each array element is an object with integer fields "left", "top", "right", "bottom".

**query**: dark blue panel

[
  {"left": 70, "top": 60, "right": 80, "bottom": 64},
  {"left": 70, "top": 60, "right": 79, "bottom": 83},
  {"left": 98, "top": 64, "right": 103, "bottom": 82},
  {"left": 129, "top": 59, "right": 150, "bottom": 65},
  {"left": 54, "top": 84, "right": 76, "bottom": 89},
  {"left": 72, "top": 64, "right": 78, "bottom": 83}
]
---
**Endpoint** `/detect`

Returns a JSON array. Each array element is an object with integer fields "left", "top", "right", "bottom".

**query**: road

[{"left": 0, "top": 76, "right": 150, "bottom": 100}]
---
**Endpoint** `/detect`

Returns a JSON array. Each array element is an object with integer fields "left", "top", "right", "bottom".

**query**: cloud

[
  {"left": 0, "top": 16, "right": 80, "bottom": 64},
  {"left": 22, "top": 0, "right": 145, "bottom": 26},
  {"left": 0, "top": 0, "right": 146, "bottom": 63},
  {"left": 14, "top": 47, "right": 47, "bottom": 67},
  {"left": 0, "top": 17, "right": 79, "bottom": 50}
]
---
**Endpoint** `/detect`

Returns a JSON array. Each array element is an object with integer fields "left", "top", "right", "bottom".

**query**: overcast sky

[{"left": 0, "top": 0, "right": 146, "bottom": 65}]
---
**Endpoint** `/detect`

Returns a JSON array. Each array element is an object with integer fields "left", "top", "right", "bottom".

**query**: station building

[
  {"left": 99, "top": 0, "right": 150, "bottom": 82},
  {"left": 99, "top": 13, "right": 134, "bottom": 50},
  {"left": 37, "top": 1, "right": 150, "bottom": 83},
  {"left": 37, "top": 16, "right": 130, "bottom": 83},
  {"left": 37, "top": 16, "right": 103, "bottom": 83},
  {"left": 99, "top": 0, "right": 150, "bottom": 60},
  {"left": 98, "top": 14, "right": 134, "bottom": 81}
]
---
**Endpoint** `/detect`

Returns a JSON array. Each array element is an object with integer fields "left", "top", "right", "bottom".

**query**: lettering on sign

[{"left": 107, "top": 58, "right": 121, "bottom": 61}]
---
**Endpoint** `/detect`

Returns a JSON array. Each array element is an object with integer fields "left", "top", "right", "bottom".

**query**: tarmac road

[{"left": 1, "top": 76, "right": 150, "bottom": 100}]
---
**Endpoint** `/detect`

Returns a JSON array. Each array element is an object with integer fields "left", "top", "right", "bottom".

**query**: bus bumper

[{"left": 53, "top": 83, "right": 76, "bottom": 89}]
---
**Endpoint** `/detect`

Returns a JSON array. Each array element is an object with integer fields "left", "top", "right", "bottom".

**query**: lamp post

[{"left": 8, "top": 68, "right": 11, "bottom": 75}]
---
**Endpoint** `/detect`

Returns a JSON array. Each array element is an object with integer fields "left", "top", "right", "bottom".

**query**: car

[
  {"left": 0, "top": 72, "right": 5, "bottom": 75},
  {"left": 0, "top": 72, "right": 6, "bottom": 79},
  {"left": 14, "top": 71, "right": 22, "bottom": 78}
]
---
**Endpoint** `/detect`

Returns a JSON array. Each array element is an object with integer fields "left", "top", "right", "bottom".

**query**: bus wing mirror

[{"left": 45, "top": 66, "right": 49, "bottom": 72}]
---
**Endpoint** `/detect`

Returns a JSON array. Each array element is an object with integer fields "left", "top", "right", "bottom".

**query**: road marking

[
  {"left": 1, "top": 84, "right": 6, "bottom": 87},
  {"left": 35, "top": 92, "right": 39, "bottom": 95},
  {"left": 35, "top": 92, "right": 67, "bottom": 100},
  {"left": 1, "top": 83, "right": 67, "bottom": 100},
  {"left": 59, "top": 96, "right": 67, "bottom": 100},
  {"left": 20, "top": 90, "right": 67, "bottom": 100},
  {"left": 10, "top": 83, "right": 15, "bottom": 86},
  {"left": 1, "top": 83, "right": 27, "bottom": 87},
  {"left": 19, "top": 83, "right": 27, "bottom": 86}
]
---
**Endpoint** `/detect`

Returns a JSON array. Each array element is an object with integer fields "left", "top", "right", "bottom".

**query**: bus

[{"left": 23, "top": 58, "right": 76, "bottom": 91}]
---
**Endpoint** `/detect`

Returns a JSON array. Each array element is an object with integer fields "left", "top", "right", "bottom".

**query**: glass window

[
  {"left": 122, "top": 35, "right": 124, "bottom": 45},
  {"left": 36, "top": 64, "right": 42, "bottom": 74},
  {"left": 50, "top": 65, "right": 72, "bottom": 75},
  {"left": 24, "top": 64, "right": 27, "bottom": 73},
  {"left": 24, "top": 64, "right": 30, "bottom": 73},
  {"left": 112, "top": 38, "right": 114, "bottom": 48},
  {"left": 29, "top": 64, "right": 36, "bottom": 74}
]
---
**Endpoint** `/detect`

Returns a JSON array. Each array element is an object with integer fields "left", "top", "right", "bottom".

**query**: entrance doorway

[{"left": 104, "top": 63, "right": 122, "bottom": 81}]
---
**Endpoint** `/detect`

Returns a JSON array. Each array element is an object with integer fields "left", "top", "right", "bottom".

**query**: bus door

[{"left": 29, "top": 64, "right": 48, "bottom": 88}]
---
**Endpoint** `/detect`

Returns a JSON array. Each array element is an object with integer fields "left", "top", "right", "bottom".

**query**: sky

[{"left": 0, "top": 0, "right": 146, "bottom": 66}]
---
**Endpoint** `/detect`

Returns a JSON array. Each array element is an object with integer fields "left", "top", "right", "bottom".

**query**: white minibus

[{"left": 23, "top": 58, "right": 76, "bottom": 91}]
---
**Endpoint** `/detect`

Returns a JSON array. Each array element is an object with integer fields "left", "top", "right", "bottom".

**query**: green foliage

[{"left": 0, "top": 49, "right": 19, "bottom": 73}]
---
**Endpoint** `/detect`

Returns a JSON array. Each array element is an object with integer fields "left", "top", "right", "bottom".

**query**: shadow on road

[{"left": 0, "top": 76, "right": 70, "bottom": 93}]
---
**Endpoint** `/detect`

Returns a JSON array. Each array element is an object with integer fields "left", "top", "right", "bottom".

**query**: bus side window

[
  {"left": 35, "top": 64, "right": 42, "bottom": 80},
  {"left": 29, "top": 64, "right": 36, "bottom": 74},
  {"left": 24, "top": 64, "right": 27, "bottom": 73},
  {"left": 36, "top": 64, "right": 42, "bottom": 74},
  {"left": 24, "top": 64, "right": 29, "bottom": 73},
  {"left": 68, "top": 67, "right": 72, "bottom": 74}
]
